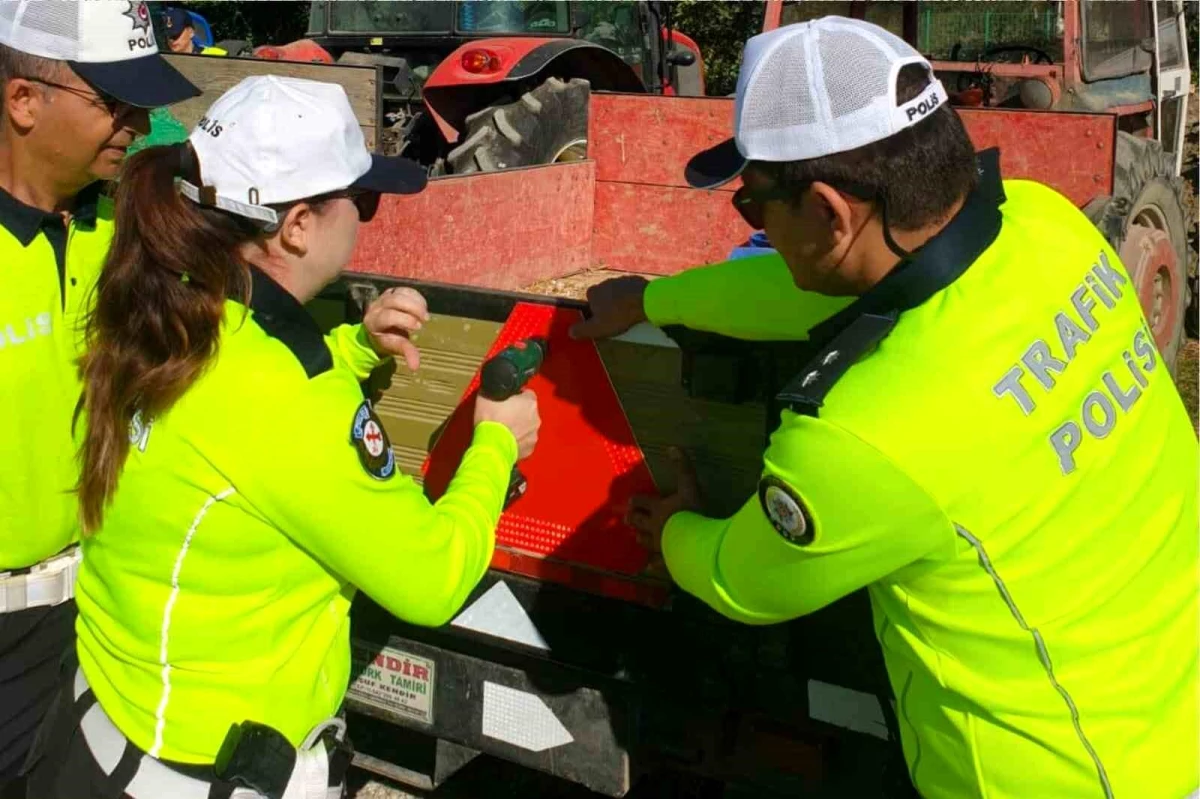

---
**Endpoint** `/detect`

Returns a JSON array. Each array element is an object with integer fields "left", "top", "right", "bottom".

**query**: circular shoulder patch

[
  {"left": 350, "top": 400, "right": 395, "bottom": 480},
  {"left": 758, "top": 476, "right": 814, "bottom": 546}
]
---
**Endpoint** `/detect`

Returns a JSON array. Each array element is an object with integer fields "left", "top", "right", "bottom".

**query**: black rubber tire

[
  {"left": 1089, "top": 132, "right": 1193, "bottom": 374},
  {"left": 447, "top": 77, "right": 590, "bottom": 174}
]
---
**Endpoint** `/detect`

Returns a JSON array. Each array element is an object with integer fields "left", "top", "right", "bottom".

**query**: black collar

[
  {"left": 248, "top": 267, "right": 333, "bottom": 379},
  {"left": 0, "top": 181, "right": 103, "bottom": 246},
  {"left": 806, "top": 148, "right": 1006, "bottom": 348},
  {"left": 777, "top": 148, "right": 1006, "bottom": 416}
]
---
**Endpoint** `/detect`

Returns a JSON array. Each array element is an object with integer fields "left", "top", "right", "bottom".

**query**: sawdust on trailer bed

[{"left": 523, "top": 268, "right": 658, "bottom": 301}]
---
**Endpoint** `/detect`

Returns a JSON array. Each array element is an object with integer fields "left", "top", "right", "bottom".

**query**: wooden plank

[
  {"left": 595, "top": 338, "right": 766, "bottom": 517},
  {"left": 591, "top": 181, "right": 748, "bottom": 275},
  {"left": 589, "top": 92, "right": 739, "bottom": 190},
  {"left": 348, "top": 162, "right": 596, "bottom": 290},
  {"left": 366, "top": 316, "right": 504, "bottom": 483},
  {"left": 162, "top": 53, "right": 379, "bottom": 150}
]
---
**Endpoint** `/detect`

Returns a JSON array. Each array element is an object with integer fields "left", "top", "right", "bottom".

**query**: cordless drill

[{"left": 479, "top": 337, "right": 547, "bottom": 508}]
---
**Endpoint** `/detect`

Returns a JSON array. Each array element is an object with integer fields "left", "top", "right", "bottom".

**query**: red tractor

[{"left": 257, "top": 1, "right": 705, "bottom": 175}]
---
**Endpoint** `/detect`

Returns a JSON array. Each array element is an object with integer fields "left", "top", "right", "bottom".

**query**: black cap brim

[
  {"left": 70, "top": 54, "right": 200, "bottom": 109},
  {"left": 684, "top": 137, "right": 748, "bottom": 190},
  {"left": 351, "top": 154, "right": 428, "bottom": 195}
]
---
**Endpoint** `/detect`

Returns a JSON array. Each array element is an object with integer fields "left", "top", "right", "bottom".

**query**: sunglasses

[
  {"left": 731, "top": 177, "right": 877, "bottom": 231},
  {"left": 731, "top": 183, "right": 793, "bottom": 231},
  {"left": 21, "top": 77, "right": 130, "bottom": 118},
  {"left": 308, "top": 188, "right": 381, "bottom": 223}
]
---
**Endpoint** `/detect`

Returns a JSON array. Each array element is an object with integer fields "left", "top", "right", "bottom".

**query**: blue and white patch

[
  {"left": 351, "top": 400, "right": 395, "bottom": 480},
  {"left": 758, "top": 476, "right": 814, "bottom": 546}
]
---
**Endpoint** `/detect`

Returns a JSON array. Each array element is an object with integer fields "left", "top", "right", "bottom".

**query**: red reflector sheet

[{"left": 421, "top": 302, "right": 668, "bottom": 605}]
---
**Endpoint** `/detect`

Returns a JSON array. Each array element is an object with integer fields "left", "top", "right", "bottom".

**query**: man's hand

[
  {"left": 363, "top": 286, "right": 430, "bottom": 372},
  {"left": 627, "top": 448, "right": 700, "bottom": 576},
  {"left": 569, "top": 276, "right": 650, "bottom": 340}
]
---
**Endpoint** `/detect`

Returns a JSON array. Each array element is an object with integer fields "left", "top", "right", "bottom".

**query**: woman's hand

[
  {"left": 363, "top": 287, "right": 430, "bottom": 371},
  {"left": 475, "top": 390, "right": 541, "bottom": 461}
]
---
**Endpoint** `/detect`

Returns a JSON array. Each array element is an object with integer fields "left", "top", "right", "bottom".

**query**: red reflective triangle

[{"left": 422, "top": 303, "right": 663, "bottom": 598}]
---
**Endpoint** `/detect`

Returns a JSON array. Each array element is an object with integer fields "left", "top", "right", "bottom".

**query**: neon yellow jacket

[
  {"left": 647, "top": 178, "right": 1199, "bottom": 798},
  {"left": 76, "top": 269, "right": 515, "bottom": 763},
  {"left": 0, "top": 185, "right": 111, "bottom": 570}
]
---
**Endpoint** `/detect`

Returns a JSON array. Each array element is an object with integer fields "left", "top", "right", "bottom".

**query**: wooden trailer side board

[
  {"left": 588, "top": 92, "right": 748, "bottom": 276},
  {"left": 347, "top": 162, "right": 595, "bottom": 290},
  {"left": 162, "top": 53, "right": 381, "bottom": 150}
]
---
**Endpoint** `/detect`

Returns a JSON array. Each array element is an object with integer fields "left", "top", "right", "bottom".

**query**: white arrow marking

[
  {"left": 807, "top": 679, "right": 890, "bottom": 741},
  {"left": 450, "top": 581, "right": 550, "bottom": 651},
  {"left": 482, "top": 682, "right": 573, "bottom": 752}
]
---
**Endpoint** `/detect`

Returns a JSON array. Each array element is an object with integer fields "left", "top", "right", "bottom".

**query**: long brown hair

[{"left": 76, "top": 142, "right": 258, "bottom": 533}]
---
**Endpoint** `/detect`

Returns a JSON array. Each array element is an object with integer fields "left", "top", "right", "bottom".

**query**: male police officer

[
  {"left": 0, "top": 2, "right": 198, "bottom": 795},
  {"left": 573, "top": 18, "right": 1199, "bottom": 799},
  {"left": 161, "top": 7, "right": 226, "bottom": 56}
]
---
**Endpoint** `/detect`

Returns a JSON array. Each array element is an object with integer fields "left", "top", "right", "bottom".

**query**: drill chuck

[{"left": 479, "top": 337, "right": 548, "bottom": 400}]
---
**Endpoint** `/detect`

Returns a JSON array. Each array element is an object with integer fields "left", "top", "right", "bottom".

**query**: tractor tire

[
  {"left": 1088, "top": 132, "right": 1193, "bottom": 374},
  {"left": 447, "top": 77, "right": 590, "bottom": 174}
]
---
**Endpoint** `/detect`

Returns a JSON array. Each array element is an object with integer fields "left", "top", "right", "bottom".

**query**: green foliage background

[{"left": 672, "top": 0, "right": 763, "bottom": 95}]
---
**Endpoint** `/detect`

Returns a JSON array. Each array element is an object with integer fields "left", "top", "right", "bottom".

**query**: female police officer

[{"left": 24, "top": 74, "right": 540, "bottom": 799}]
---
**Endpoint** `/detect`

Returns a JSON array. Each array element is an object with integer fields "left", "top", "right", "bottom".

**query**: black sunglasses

[
  {"left": 20, "top": 77, "right": 129, "bottom": 118},
  {"left": 732, "top": 176, "right": 877, "bottom": 231},
  {"left": 306, "top": 188, "right": 381, "bottom": 223}
]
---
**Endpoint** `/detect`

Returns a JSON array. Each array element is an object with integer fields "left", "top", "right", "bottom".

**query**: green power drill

[{"left": 479, "top": 337, "right": 548, "bottom": 508}]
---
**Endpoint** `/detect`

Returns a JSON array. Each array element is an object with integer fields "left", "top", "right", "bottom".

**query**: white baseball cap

[
  {"left": 179, "top": 75, "right": 426, "bottom": 225},
  {"left": 0, "top": 0, "right": 199, "bottom": 108},
  {"left": 685, "top": 17, "right": 950, "bottom": 189}
]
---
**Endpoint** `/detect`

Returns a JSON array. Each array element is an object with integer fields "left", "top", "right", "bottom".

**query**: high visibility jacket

[
  {"left": 0, "top": 184, "right": 112, "bottom": 571},
  {"left": 647, "top": 155, "right": 1199, "bottom": 798},
  {"left": 198, "top": 46, "right": 226, "bottom": 56},
  {"left": 76, "top": 268, "right": 516, "bottom": 763}
]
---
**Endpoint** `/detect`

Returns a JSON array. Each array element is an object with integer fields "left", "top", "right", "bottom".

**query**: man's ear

[
  {"left": 810, "top": 181, "right": 856, "bottom": 245},
  {"left": 5, "top": 79, "right": 41, "bottom": 132},
  {"left": 278, "top": 204, "right": 312, "bottom": 257}
]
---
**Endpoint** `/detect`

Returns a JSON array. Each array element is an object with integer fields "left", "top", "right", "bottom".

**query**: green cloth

[{"left": 127, "top": 107, "right": 190, "bottom": 157}]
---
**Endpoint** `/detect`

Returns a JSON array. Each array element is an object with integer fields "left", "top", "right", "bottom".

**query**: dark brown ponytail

[{"left": 76, "top": 142, "right": 259, "bottom": 533}]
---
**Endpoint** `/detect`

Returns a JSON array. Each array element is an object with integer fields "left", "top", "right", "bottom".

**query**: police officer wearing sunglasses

[
  {"left": 25, "top": 74, "right": 541, "bottom": 799},
  {"left": 573, "top": 17, "right": 1198, "bottom": 799},
  {"left": 0, "top": 2, "right": 200, "bottom": 796}
]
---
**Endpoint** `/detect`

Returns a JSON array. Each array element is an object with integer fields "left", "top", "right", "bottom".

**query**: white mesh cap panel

[
  {"left": 0, "top": 0, "right": 82, "bottom": 60},
  {"left": 737, "top": 36, "right": 818, "bottom": 133},
  {"left": 818, "top": 30, "right": 891, "bottom": 119},
  {"left": 732, "top": 16, "right": 949, "bottom": 163},
  {"left": 0, "top": 1, "right": 160, "bottom": 63}
]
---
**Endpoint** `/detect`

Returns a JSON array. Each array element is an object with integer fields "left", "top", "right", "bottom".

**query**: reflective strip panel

[
  {"left": 954, "top": 524, "right": 1114, "bottom": 799},
  {"left": 150, "top": 487, "right": 236, "bottom": 758}
]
